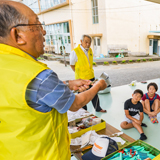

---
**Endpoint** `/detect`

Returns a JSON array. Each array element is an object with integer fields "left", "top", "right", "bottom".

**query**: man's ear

[{"left": 10, "top": 28, "right": 26, "bottom": 45}]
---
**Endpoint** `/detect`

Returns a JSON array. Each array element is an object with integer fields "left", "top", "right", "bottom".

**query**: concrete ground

[{"left": 41, "top": 60, "right": 160, "bottom": 87}]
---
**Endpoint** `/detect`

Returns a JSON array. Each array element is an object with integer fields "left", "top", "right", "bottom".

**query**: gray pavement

[{"left": 41, "top": 60, "right": 160, "bottom": 87}]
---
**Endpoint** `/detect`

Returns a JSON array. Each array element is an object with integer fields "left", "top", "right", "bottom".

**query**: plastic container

[
  {"left": 102, "top": 140, "right": 160, "bottom": 160},
  {"left": 98, "top": 86, "right": 111, "bottom": 94}
]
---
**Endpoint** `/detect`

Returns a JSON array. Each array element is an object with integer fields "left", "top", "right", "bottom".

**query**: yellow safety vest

[
  {"left": 0, "top": 44, "right": 71, "bottom": 160},
  {"left": 74, "top": 44, "right": 94, "bottom": 80}
]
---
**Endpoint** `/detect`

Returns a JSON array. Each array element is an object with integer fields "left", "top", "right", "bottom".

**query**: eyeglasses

[{"left": 10, "top": 22, "right": 45, "bottom": 31}]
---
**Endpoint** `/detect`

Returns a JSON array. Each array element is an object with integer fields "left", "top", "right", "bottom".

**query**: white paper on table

[
  {"left": 110, "top": 137, "right": 126, "bottom": 145},
  {"left": 81, "top": 131, "right": 91, "bottom": 147},
  {"left": 112, "top": 132, "right": 123, "bottom": 136},
  {"left": 70, "top": 130, "right": 126, "bottom": 146},
  {"left": 67, "top": 108, "right": 92, "bottom": 122},
  {"left": 71, "top": 137, "right": 81, "bottom": 145}
]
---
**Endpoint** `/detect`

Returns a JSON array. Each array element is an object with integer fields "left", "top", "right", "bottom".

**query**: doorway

[
  {"left": 149, "top": 39, "right": 160, "bottom": 56},
  {"left": 153, "top": 40, "right": 158, "bottom": 54},
  {"left": 93, "top": 37, "right": 101, "bottom": 57}
]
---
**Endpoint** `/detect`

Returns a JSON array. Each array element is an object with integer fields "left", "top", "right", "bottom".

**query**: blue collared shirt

[{"left": 25, "top": 55, "right": 75, "bottom": 113}]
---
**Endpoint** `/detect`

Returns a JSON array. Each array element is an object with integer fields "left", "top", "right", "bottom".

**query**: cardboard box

[
  {"left": 102, "top": 140, "right": 160, "bottom": 160},
  {"left": 69, "top": 117, "right": 106, "bottom": 139}
]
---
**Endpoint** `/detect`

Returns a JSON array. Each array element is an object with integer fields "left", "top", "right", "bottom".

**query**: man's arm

[
  {"left": 69, "top": 79, "right": 107, "bottom": 111},
  {"left": 70, "top": 65, "right": 75, "bottom": 72}
]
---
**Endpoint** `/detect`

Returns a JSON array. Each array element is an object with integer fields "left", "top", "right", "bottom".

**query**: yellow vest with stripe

[
  {"left": 0, "top": 44, "right": 71, "bottom": 160},
  {"left": 74, "top": 44, "right": 94, "bottom": 79}
]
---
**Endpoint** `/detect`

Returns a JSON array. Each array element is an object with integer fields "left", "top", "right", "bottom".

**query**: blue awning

[{"left": 149, "top": 31, "right": 160, "bottom": 33}]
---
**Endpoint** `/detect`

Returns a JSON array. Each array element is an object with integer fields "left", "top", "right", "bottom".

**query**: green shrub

[
  {"left": 129, "top": 60, "right": 133, "bottom": 62},
  {"left": 142, "top": 59, "right": 146, "bottom": 62},
  {"left": 149, "top": 58, "right": 152, "bottom": 61},
  {"left": 37, "top": 57, "right": 44, "bottom": 60},
  {"left": 121, "top": 60, "right": 126, "bottom": 63},
  {"left": 136, "top": 59, "right": 141, "bottom": 62},
  {"left": 104, "top": 61, "right": 109, "bottom": 65},
  {"left": 93, "top": 62, "right": 97, "bottom": 65},
  {"left": 112, "top": 61, "right": 117, "bottom": 64}
]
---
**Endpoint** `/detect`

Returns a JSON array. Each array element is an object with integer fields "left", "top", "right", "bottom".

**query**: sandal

[
  {"left": 149, "top": 116, "right": 156, "bottom": 123},
  {"left": 97, "top": 109, "right": 107, "bottom": 113},
  {"left": 153, "top": 116, "right": 159, "bottom": 123}
]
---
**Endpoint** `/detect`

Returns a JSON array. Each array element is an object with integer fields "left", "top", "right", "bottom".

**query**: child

[
  {"left": 141, "top": 82, "right": 160, "bottom": 123},
  {"left": 120, "top": 89, "right": 147, "bottom": 140}
]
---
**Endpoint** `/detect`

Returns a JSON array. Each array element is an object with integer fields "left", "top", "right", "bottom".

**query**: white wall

[
  {"left": 105, "top": 0, "right": 160, "bottom": 54},
  {"left": 38, "top": 5, "right": 71, "bottom": 25},
  {"left": 70, "top": 0, "right": 89, "bottom": 48}
]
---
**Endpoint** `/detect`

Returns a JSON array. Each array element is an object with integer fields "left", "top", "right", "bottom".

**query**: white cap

[{"left": 91, "top": 137, "right": 109, "bottom": 157}]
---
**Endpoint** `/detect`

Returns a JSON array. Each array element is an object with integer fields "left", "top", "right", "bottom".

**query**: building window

[
  {"left": 45, "top": 22, "right": 71, "bottom": 54},
  {"left": 39, "top": 0, "right": 67, "bottom": 11},
  {"left": 97, "top": 38, "right": 100, "bottom": 46},
  {"left": 91, "top": 0, "right": 99, "bottom": 24},
  {"left": 64, "top": 22, "right": 69, "bottom": 33},
  {"left": 149, "top": 40, "right": 152, "bottom": 46}
]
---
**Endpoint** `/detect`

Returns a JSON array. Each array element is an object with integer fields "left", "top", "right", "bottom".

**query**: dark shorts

[{"left": 149, "top": 100, "right": 154, "bottom": 112}]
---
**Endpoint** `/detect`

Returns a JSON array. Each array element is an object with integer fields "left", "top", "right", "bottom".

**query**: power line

[
  {"left": 34, "top": 5, "right": 157, "bottom": 10},
  {"left": 35, "top": 7, "right": 160, "bottom": 14}
]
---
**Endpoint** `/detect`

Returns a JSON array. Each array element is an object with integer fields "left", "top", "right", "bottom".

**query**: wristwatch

[{"left": 65, "top": 80, "right": 69, "bottom": 87}]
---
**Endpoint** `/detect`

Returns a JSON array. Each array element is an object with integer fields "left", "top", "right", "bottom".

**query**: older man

[
  {"left": 0, "top": 1, "right": 107, "bottom": 160},
  {"left": 70, "top": 35, "right": 107, "bottom": 112}
]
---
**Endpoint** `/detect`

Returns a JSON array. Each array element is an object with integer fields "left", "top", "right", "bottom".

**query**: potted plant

[
  {"left": 128, "top": 60, "right": 133, "bottom": 63},
  {"left": 136, "top": 59, "right": 141, "bottom": 62},
  {"left": 121, "top": 60, "right": 126, "bottom": 64},
  {"left": 142, "top": 59, "right": 146, "bottom": 62},
  {"left": 103, "top": 61, "right": 109, "bottom": 65},
  {"left": 93, "top": 61, "right": 97, "bottom": 66},
  {"left": 112, "top": 60, "right": 118, "bottom": 65},
  {"left": 37, "top": 57, "right": 45, "bottom": 60}
]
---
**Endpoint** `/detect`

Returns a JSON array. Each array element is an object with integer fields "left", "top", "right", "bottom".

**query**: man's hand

[
  {"left": 68, "top": 79, "right": 91, "bottom": 92},
  {"left": 93, "top": 79, "right": 107, "bottom": 91},
  {"left": 69, "top": 79, "right": 107, "bottom": 111}
]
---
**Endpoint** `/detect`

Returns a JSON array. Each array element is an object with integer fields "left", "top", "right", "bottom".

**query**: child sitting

[
  {"left": 141, "top": 82, "right": 160, "bottom": 123},
  {"left": 120, "top": 89, "right": 147, "bottom": 140}
]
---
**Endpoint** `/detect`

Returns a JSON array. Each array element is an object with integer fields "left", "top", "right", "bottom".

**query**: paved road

[{"left": 41, "top": 60, "right": 160, "bottom": 87}]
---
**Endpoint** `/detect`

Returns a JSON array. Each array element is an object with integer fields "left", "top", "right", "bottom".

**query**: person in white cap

[{"left": 82, "top": 137, "right": 118, "bottom": 160}]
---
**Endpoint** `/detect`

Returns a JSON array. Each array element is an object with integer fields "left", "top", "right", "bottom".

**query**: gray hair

[
  {"left": 0, "top": 3, "right": 28, "bottom": 38},
  {"left": 81, "top": 34, "right": 92, "bottom": 42}
]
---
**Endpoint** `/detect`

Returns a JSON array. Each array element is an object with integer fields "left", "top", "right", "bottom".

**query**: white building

[{"left": 22, "top": 0, "right": 160, "bottom": 56}]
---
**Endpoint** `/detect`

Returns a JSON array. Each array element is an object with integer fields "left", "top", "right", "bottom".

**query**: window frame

[{"left": 91, "top": 0, "right": 99, "bottom": 24}]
